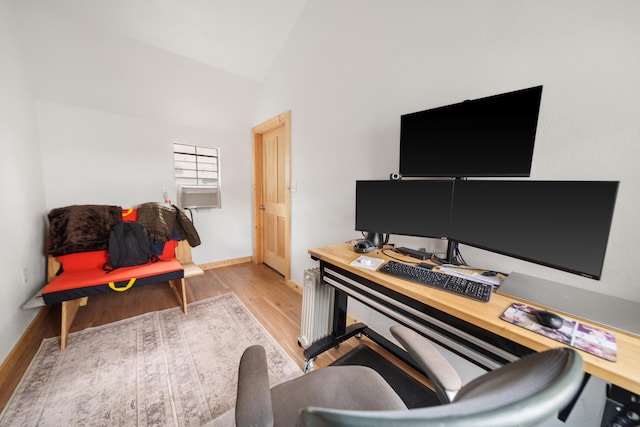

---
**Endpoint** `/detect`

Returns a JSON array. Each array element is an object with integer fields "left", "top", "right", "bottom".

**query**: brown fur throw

[
  {"left": 47, "top": 205, "right": 122, "bottom": 256},
  {"left": 137, "top": 202, "right": 176, "bottom": 243},
  {"left": 137, "top": 202, "right": 201, "bottom": 247},
  {"left": 174, "top": 205, "right": 201, "bottom": 247}
]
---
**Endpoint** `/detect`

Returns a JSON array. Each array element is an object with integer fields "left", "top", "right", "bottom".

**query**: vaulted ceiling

[{"left": 23, "top": 0, "right": 309, "bottom": 81}]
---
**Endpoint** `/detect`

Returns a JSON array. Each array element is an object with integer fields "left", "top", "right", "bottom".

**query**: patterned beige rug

[{"left": 1, "top": 293, "right": 302, "bottom": 426}]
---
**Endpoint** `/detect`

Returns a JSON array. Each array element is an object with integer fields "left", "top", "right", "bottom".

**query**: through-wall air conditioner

[{"left": 177, "top": 185, "right": 221, "bottom": 209}]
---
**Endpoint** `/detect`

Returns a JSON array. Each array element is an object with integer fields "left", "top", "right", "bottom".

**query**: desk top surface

[{"left": 309, "top": 243, "right": 640, "bottom": 395}]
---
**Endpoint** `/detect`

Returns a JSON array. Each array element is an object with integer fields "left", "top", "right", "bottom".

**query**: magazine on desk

[{"left": 500, "top": 302, "right": 617, "bottom": 362}]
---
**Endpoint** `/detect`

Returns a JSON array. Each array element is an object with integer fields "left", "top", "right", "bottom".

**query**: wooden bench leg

[
  {"left": 60, "top": 297, "right": 88, "bottom": 351},
  {"left": 169, "top": 278, "right": 188, "bottom": 315},
  {"left": 179, "top": 278, "right": 187, "bottom": 314}
]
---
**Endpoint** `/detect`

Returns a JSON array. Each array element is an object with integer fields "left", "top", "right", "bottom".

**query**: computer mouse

[{"left": 533, "top": 310, "right": 564, "bottom": 330}]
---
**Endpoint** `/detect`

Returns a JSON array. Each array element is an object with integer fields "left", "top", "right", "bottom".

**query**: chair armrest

[
  {"left": 390, "top": 325, "right": 462, "bottom": 403},
  {"left": 235, "top": 345, "right": 274, "bottom": 427}
]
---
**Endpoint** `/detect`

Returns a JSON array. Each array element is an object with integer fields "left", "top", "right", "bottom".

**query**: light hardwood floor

[{"left": 0, "top": 261, "right": 430, "bottom": 413}]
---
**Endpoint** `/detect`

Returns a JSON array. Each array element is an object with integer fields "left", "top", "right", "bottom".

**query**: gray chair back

[{"left": 301, "top": 347, "right": 583, "bottom": 427}]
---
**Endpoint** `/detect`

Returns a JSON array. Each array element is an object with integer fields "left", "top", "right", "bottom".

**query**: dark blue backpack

[{"left": 103, "top": 222, "right": 157, "bottom": 272}]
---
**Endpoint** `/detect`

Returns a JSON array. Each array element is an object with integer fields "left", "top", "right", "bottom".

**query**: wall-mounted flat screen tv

[
  {"left": 355, "top": 180, "right": 454, "bottom": 239},
  {"left": 399, "top": 85, "right": 543, "bottom": 178},
  {"left": 450, "top": 180, "right": 619, "bottom": 280}
]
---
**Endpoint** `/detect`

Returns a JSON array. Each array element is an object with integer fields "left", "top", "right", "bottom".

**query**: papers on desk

[
  {"left": 501, "top": 303, "right": 617, "bottom": 362},
  {"left": 350, "top": 256, "right": 385, "bottom": 270},
  {"left": 437, "top": 265, "right": 504, "bottom": 287}
]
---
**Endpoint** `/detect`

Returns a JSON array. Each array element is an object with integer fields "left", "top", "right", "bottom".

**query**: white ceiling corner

[{"left": 24, "top": 0, "right": 309, "bottom": 81}]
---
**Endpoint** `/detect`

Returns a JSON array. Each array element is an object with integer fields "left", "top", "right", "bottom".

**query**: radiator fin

[{"left": 299, "top": 268, "right": 335, "bottom": 348}]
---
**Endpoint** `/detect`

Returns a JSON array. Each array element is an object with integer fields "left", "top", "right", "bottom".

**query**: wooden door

[{"left": 252, "top": 112, "right": 291, "bottom": 279}]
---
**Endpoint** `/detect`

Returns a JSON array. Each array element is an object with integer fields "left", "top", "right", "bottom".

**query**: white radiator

[{"left": 298, "top": 268, "right": 335, "bottom": 348}]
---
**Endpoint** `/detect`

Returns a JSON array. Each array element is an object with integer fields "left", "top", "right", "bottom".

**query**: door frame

[{"left": 252, "top": 111, "right": 291, "bottom": 280}]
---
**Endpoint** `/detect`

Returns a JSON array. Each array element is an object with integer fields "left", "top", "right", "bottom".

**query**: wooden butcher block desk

[{"left": 307, "top": 243, "right": 640, "bottom": 397}]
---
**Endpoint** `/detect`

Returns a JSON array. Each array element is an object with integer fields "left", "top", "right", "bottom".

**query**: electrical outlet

[
  {"left": 162, "top": 187, "right": 169, "bottom": 201},
  {"left": 21, "top": 267, "right": 28, "bottom": 285}
]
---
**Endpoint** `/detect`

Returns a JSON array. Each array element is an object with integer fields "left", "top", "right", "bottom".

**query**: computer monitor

[
  {"left": 450, "top": 180, "right": 619, "bottom": 279},
  {"left": 355, "top": 180, "right": 454, "bottom": 239},
  {"left": 399, "top": 85, "right": 542, "bottom": 178}
]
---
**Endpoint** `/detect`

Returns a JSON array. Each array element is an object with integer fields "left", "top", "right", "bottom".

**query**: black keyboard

[{"left": 379, "top": 260, "right": 492, "bottom": 302}]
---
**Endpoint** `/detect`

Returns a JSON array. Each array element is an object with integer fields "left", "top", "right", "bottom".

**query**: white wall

[
  {"left": 13, "top": 0, "right": 259, "bottom": 266},
  {"left": 34, "top": 101, "right": 253, "bottom": 264},
  {"left": 255, "top": 3, "right": 639, "bottom": 423},
  {"left": 258, "top": 0, "right": 640, "bottom": 303},
  {"left": 0, "top": 0, "right": 47, "bottom": 362}
]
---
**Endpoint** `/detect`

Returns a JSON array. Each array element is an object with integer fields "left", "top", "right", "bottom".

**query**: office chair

[{"left": 235, "top": 325, "right": 584, "bottom": 427}]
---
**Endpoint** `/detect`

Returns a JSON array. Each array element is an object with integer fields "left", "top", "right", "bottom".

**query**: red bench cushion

[{"left": 42, "top": 259, "right": 184, "bottom": 304}]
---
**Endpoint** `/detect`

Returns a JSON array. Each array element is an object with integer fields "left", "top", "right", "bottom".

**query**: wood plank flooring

[{"left": 0, "top": 261, "right": 431, "bottom": 413}]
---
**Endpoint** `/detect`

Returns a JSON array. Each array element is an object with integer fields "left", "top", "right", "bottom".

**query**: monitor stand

[
  {"left": 444, "top": 240, "right": 456, "bottom": 264},
  {"left": 364, "top": 232, "right": 388, "bottom": 248},
  {"left": 498, "top": 272, "right": 640, "bottom": 337}
]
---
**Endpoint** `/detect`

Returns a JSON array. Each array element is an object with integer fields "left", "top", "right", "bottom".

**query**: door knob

[{"left": 259, "top": 205, "right": 266, "bottom": 210}]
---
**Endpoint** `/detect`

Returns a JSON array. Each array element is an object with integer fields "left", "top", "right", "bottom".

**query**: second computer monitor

[
  {"left": 450, "top": 180, "right": 619, "bottom": 279},
  {"left": 355, "top": 180, "right": 454, "bottom": 239}
]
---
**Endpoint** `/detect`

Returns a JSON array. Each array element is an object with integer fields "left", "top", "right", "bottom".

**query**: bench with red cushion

[
  {"left": 42, "top": 240, "right": 183, "bottom": 304},
  {"left": 43, "top": 208, "right": 189, "bottom": 350}
]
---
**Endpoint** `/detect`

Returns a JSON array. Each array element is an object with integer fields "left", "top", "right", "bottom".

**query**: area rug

[
  {"left": 330, "top": 343, "right": 440, "bottom": 408},
  {"left": 0, "top": 293, "right": 302, "bottom": 426}
]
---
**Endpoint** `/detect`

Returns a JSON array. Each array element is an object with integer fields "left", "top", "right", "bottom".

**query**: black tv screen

[
  {"left": 355, "top": 180, "right": 453, "bottom": 239},
  {"left": 450, "top": 180, "right": 619, "bottom": 279},
  {"left": 399, "top": 85, "right": 543, "bottom": 178}
]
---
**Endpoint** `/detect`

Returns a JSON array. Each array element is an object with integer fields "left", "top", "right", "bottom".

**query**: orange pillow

[
  {"left": 160, "top": 240, "right": 178, "bottom": 260},
  {"left": 57, "top": 240, "right": 177, "bottom": 272},
  {"left": 122, "top": 208, "right": 138, "bottom": 221},
  {"left": 57, "top": 250, "right": 109, "bottom": 272}
]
